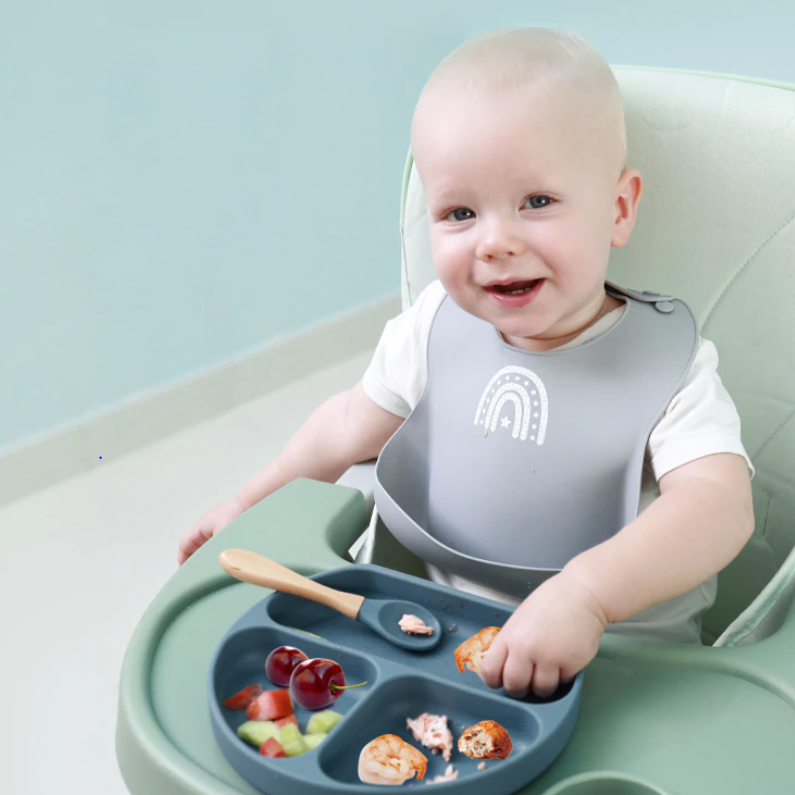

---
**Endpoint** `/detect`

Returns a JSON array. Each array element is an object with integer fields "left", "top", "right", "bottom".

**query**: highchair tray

[
  {"left": 117, "top": 479, "right": 795, "bottom": 795},
  {"left": 208, "top": 564, "right": 582, "bottom": 795}
]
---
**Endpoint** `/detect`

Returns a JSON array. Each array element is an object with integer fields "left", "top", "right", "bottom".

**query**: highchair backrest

[{"left": 397, "top": 65, "right": 795, "bottom": 645}]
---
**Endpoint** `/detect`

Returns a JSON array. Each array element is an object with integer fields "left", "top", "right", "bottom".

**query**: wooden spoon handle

[{"left": 219, "top": 549, "right": 364, "bottom": 620}]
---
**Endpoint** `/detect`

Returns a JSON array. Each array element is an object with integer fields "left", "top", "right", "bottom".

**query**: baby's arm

[
  {"left": 480, "top": 452, "right": 754, "bottom": 698},
  {"left": 238, "top": 381, "right": 403, "bottom": 510},
  {"left": 177, "top": 381, "right": 404, "bottom": 564},
  {"left": 563, "top": 452, "right": 754, "bottom": 625}
]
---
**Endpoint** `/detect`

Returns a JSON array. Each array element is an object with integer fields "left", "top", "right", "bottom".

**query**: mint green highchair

[{"left": 116, "top": 66, "right": 795, "bottom": 794}]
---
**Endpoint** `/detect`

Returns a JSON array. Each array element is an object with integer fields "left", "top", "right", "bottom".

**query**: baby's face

[{"left": 413, "top": 86, "right": 637, "bottom": 349}]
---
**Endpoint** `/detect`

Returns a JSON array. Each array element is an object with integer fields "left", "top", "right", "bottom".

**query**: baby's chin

[
  {"left": 493, "top": 311, "right": 581, "bottom": 351},
  {"left": 450, "top": 288, "right": 565, "bottom": 342},
  {"left": 456, "top": 299, "right": 548, "bottom": 340}
]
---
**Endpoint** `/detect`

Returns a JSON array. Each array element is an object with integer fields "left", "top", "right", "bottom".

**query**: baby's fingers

[
  {"left": 479, "top": 636, "right": 508, "bottom": 690},
  {"left": 530, "top": 665, "right": 561, "bottom": 699},
  {"left": 501, "top": 648, "right": 536, "bottom": 699},
  {"left": 177, "top": 524, "right": 213, "bottom": 566}
]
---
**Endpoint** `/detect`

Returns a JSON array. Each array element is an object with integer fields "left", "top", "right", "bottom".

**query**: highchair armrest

[
  {"left": 334, "top": 458, "right": 376, "bottom": 513},
  {"left": 335, "top": 459, "right": 377, "bottom": 560}
]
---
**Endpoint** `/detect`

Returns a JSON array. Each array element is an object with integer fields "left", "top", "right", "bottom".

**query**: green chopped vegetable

[
  {"left": 237, "top": 720, "right": 280, "bottom": 747},
  {"left": 303, "top": 733, "right": 327, "bottom": 750},
  {"left": 278, "top": 723, "right": 308, "bottom": 756},
  {"left": 306, "top": 710, "right": 343, "bottom": 735}
]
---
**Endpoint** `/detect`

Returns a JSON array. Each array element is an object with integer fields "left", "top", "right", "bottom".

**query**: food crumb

[
  {"left": 477, "top": 762, "right": 486, "bottom": 771},
  {"left": 448, "top": 624, "right": 458, "bottom": 633},
  {"left": 426, "top": 764, "right": 458, "bottom": 784}
]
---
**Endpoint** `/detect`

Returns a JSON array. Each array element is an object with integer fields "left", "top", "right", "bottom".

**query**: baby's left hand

[{"left": 479, "top": 570, "right": 609, "bottom": 699}]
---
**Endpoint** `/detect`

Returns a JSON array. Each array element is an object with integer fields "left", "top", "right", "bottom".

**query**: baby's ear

[{"left": 610, "top": 169, "right": 642, "bottom": 248}]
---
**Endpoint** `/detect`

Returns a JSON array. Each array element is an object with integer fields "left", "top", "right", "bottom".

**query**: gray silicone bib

[{"left": 373, "top": 283, "right": 698, "bottom": 599}]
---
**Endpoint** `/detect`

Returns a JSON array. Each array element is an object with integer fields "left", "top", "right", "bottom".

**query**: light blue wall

[{"left": 2, "top": 1, "right": 793, "bottom": 454}]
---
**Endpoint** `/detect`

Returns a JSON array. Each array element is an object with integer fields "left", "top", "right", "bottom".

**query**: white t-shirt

[{"left": 362, "top": 280, "right": 754, "bottom": 642}]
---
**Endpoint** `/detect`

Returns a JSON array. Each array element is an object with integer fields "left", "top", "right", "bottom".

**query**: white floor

[{"left": 0, "top": 349, "right": 373, "bottom": 795}]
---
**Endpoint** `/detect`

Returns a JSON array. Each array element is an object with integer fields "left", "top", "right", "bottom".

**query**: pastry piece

[{"left": 457, "top": 720, "right": 512, "bottom": 760}]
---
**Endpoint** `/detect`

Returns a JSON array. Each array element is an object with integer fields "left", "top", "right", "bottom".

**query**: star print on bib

[{"left": 474, "top": 365, "right": 548, "bottom": 444}]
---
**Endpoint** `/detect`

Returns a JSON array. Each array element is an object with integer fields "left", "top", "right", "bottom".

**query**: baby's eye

[
  {"left": 446, "top": 207, "right": 474, "bottom": 222},
  {"left": 442, "top": 195, "right": 553, "bottom": 222}
]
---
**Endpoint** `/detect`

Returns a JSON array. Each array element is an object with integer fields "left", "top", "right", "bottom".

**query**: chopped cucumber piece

[
  {"left": 303, "top": 733, "right": 327, "bottom": 750},
  {"left": 306, "top": 710, "right": 343, "bottom": 735},
  {"left": 278, "top": 723, "right": 308, "bottom": 757},
  {"left": 237, "top": 720, "right": 280, "bottom": 747}
]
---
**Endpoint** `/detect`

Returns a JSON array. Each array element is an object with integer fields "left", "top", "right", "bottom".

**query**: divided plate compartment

[{"left": 208, "top": 564, "right": 584, "bottom": 795}]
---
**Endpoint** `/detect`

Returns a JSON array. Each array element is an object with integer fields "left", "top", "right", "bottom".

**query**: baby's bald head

[{"left": 412, "top": 28, "right": 627, "bottom": 183}]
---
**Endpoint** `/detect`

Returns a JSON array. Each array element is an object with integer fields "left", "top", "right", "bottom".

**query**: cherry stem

[{"left": 329, "top": 680, "right": 369, "bottom": 692}]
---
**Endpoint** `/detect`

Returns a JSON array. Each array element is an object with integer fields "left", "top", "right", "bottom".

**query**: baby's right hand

[{"left": 178, "top": 496, "right": 245, "bottom": 566}]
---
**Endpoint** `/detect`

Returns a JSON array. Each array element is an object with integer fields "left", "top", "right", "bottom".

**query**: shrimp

[
  {"left": 453, "top": 626, "right": 500, "bottom": 674},
  {"left": 358, "top": 734, "right": 428, "bottom": 785}
]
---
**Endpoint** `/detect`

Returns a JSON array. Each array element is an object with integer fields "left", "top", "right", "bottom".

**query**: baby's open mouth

[{"left": 486, "top": 279, "right": 540, "bottom": 295}]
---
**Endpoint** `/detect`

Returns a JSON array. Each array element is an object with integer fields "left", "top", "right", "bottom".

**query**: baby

[{"left": 178, "top": 28, "right": 754, "bottom": 699}]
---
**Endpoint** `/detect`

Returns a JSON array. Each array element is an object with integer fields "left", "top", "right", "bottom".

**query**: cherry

[
  {"left": 265, "top": 645, "right": 309, "bottom": 687},
  {"left": 289, "top": 658, "right": 368, "bottom": 710}
]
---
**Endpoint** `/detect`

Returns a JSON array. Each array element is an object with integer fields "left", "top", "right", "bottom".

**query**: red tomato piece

[
  {"left": 259, "top": 738, "right": 287, "bottom": 758},
  {"left": 246, "top": 688, "right": 293, "bottom": 721},
  {"left": 275, "top": 714, "right": 298, "bottom": 729},
  {"left": 222, "top": 684, "right": 263, "bottom": 710}
]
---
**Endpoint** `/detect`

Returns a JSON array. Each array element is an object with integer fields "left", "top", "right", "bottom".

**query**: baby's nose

[
  {"left": 477, "top": 234, "right": 525, "bottom": 261},
  {"left": 475, "top": 218, "right": 527, "bottom": 261}
]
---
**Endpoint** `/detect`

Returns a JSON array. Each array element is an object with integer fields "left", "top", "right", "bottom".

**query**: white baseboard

[{"left": 0, "top": 294, "right": 400, "bottom": 508}]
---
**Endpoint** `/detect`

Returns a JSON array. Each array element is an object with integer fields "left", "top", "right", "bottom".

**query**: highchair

[{"left": 116, "top": 65, "right": 795, "bottom": 795}]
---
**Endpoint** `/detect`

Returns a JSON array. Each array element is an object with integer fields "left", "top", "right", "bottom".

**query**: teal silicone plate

[{"left": 208, "top": 563, "right": 583, "bottom": 794}]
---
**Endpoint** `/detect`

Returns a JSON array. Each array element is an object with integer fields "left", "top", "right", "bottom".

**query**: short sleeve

[
  {"left": 647, "top": 337, "right": 755, "bottom": 481},
  {"left": 361, "top": 280, "right": 446, "bottom": 419}
]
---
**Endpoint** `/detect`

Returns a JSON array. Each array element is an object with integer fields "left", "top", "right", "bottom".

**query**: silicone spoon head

[{"left": 357, "top": 598, "right": 442, "bottom": 651}]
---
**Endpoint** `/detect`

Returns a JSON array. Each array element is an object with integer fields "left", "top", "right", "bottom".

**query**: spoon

[{"left": 219, "top": 549, "right": 443, "bottom": 651}]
